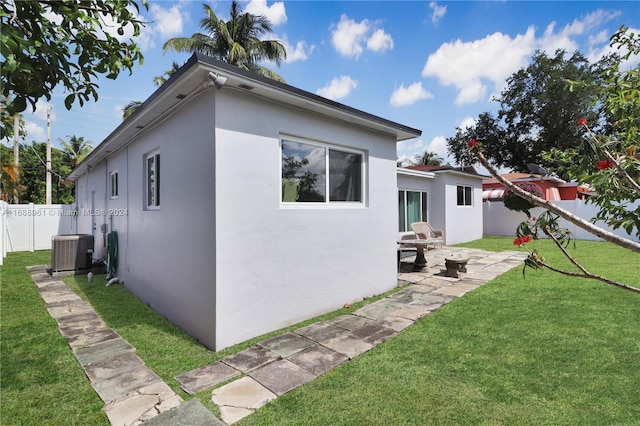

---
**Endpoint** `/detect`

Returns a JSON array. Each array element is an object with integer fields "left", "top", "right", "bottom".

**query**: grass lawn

[
  {"left": 240, "top": 237, "right": 640, "bottom": 425},
  {"left": 1, "top": 237, "right": 639, "bottom": 425}
]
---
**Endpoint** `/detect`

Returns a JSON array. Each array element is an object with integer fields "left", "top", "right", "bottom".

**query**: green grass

[
  {"left": 0, "top": 251, "right": 108, "bottom": 425},
  {"left": 2, "top": 238, "right": 639, "bottom": 425},
  {"left": 239, "top": 238, "right": 640, "bottom": 425}
]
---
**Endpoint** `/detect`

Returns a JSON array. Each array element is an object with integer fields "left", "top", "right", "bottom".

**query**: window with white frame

[
  {"left": 145, "top": 150, "right": 160, "bottom": 208},
  {"left": 281, "top": 139, "right": 364, "bottom": 203},
  {"left": 110, "top": 171, "right": 118, "bottom": 199},
  {"left": 457, "top": 185, "right": 472, "bottom": 206},
  {"left": 398, "top": 190, "right": 428, "bottom": 232}
]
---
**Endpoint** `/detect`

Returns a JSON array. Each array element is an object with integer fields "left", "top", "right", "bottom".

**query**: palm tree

[
  {"left": 122, "top": 62, "right": 184, "bottom": 120},
  {"left": 152, "top": 61, "right": 181, "bottom": 87},
  {"left": 59, "top": 135, "right": 93, "bottom": 167},
  {"left": 163, "top": 2, "right": 287, "bottom": 82},
  {"left": 122, "top": 100, "right": 143, "bottom": 120},
  {"left": 413, "top": 150, "right": 443, "bottom": 166}
]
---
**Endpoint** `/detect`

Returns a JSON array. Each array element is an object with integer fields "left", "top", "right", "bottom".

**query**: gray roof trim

[{"left": 70, "top": 53, "right": 421, "bottom": 179}]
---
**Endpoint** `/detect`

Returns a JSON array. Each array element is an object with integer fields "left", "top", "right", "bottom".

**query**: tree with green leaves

[
  {"left": 447, "top": 50, "right": 614, "bottom": 179},
  {"left": 163, "top": 2, "right": 287, "bottom": 82},
  {"left": 467, "top": 26, "right": 640, "bottom": 293},
  {"left": 1, "top": 0, "right": 148, "bottom": 139},
  {"left": 58, "top": 135, "right": 93, "bottom": 167}
]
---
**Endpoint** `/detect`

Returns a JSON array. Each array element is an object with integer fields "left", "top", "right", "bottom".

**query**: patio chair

[
  {"left": 410, "top": 222, "right": 445, "bottom": 249},
  {"left": 397, "top": 232, "right": 418, "bottom": 268}
]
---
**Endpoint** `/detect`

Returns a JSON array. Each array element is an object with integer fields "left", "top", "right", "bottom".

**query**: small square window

[{"left": 457, "top": 185, "right": 472, "bottom": 206}]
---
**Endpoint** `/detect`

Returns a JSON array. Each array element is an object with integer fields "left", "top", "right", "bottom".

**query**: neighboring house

[
  {"left": 398, "top": 165, "right": 484, "bottom": 245},
  {"left": 483, "top": 173, "right": 593, "bottom": 202},
  {"left": 68, "top": 53, "right": 421, "bottom": 351}
]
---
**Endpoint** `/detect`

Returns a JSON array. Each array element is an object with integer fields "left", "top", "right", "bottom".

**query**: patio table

[{"left": 397, "top": 239, "right": 432, "bottom": 271}]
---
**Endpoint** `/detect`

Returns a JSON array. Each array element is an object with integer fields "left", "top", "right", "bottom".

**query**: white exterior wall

[
  {"left": 213, "top": 89, "right": 399, "bottom": 349},
  {"left": 76, "top": 94, "right": 219, "bottom": 349},
  {"left": 435, "top": 173, "right": 483, "bottom": 245}
]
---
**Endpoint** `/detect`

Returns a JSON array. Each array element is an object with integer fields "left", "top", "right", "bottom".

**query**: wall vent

[{"left": 51, "top": 234, "right": 94, "bottom": 272}]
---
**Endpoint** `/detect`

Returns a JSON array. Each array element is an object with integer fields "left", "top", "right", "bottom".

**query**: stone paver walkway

[
  {"left": 25, "top": 266, "right": 209, "bottom": 426},
  {"left": 173, "top": 247, "right": 528, "bottom": 424},
  {"left": 28, "top": 247, "right": 527, "bottom": 425}
]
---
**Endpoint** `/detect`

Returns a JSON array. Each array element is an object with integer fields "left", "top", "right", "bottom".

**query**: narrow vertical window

[
  {"left": 110, "top": 171, "right": 118, "bottom": 199},
  {"left": 146, "top": 151, "right": 160, "bottom": 208}
]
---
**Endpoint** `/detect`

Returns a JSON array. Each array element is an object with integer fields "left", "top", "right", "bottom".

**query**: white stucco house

[
  {"left": 69, "top": 53, "right": 421, "bottom": 351},
  {"left": 397, "top": 166, "right": 484, "bottom": 245}
]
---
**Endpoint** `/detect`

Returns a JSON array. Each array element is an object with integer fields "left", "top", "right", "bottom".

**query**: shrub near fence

[
  {"left": 483, "top": 199, "right": 640, "bottom": 242},
  {"left": 0, "top": 201, "right": 77, "bottom": 265}
]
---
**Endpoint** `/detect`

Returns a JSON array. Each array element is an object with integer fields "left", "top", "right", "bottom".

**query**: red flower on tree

[
  {"left": 468, "top": 139, "right": 478, "bottom": 148},
  {"left": 578, "top": 117, "right": 588, "bottom": 126},
  {"left": 514, "top": 235, "right": 533, "bottom": 246},
  {"left": 595, "top": 159, "right": 614, "bottom": 170}
]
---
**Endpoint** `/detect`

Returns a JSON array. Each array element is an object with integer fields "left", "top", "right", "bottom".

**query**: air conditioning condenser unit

[{"left": 51, "top": 234, "right": 94, "bottom": 272}]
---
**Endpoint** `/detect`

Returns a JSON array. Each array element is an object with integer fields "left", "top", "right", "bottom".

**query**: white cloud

[
  {"left": 390, "top": 82, "right": 433, "bottom": 107},
  {"left": 316, "top": 76, "right": 358, "bottom": 100},
  {"left": 332, "top": 14, "right": 370, "bottom": 58},
  {"left": 421, "top": 10, "right": 628, "bottom": 107},
  {"left": 422, "top": 27, "right": 536, "bottom": 105},
  {"left": 459, "top": 116, "right": 477, "bottom": 130},
  {"left": 150, "top": 4, "right": 185, "bottom": 38},
  {"left": 244, "top": 0, "right": 287, "bottom": 26},
  {"left": 367, "top": 29, "right": 394, "bottom": 53},
  {"left": 429, "top": 1, "right": 447, "bottom": 24},
  {"left": 24, "top": 121, "right": 46, "bottom": 142},
  {"left": 331, "top": 14, "right": 393, "bottom": 59},
  {"left": 427, "top": 136, "right": 448, "bottom": 160},
  {"left": 279, "top": 35, "right": 315, "bottom": 63}
]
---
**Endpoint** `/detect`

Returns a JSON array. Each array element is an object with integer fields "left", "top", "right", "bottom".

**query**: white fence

[
  {"left": 483, "top": 199, "right": 640, "bottom": 242},
  {"left": 0, "top": 201, "right": 77, "bottom": 266}
]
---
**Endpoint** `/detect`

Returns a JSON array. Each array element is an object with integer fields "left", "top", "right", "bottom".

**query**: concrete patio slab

[
  {"left": 287, "top": 345, "right": 348, "bottom": 376},
  {"left": 322, "top": 333, "right": 374, "bottom": 359},
  {"left": 433, "top": 282, "right": 481, "bottom": 297},
  {"left": 350, "top": 322, "right": 398, "bottom": 345},
  {"left": 58, "top": 319, "right": 108, "bottom": 339},
  {"left": 250, "top": 359, "right": 317, "bottom": 396},
  {"left": 221, "top": 346, "right": 280, "bottom": 373},
  {"left": 65, "top": 328, "right": 121, "bottom": 350},
  {"left": 141, "top": 398, "right": 224, "bottom": 426},
  {"left": 92, "top": 366, "right": 164, "bottom": 403},
  {"left": 218, "top": 406, "right": 254, "bottom": 425},
  {"left": 257, "top": 332, "right": 315, "bottom": 358},
  {"left": 45, "top": 299, "right": 95, "bottom": 320},
  {"left": 73, "top": 337, "right": 135, "bottom": 366},
  {"left": 212, "top": 376, "right": 277, "bottom": 410},
  {"left": 175, "top": 361, "right": 240, "bottom": 395},
  {"left": 373, "top": 315, "right": 414, "bottom": 332},
  {"left": 103, "top": 380, "right": 182, "bottom": 426},
  {"left": 83, "top": 351, "right": 146, "bottom": 382},
  {"left": 56, "top": 311, "right": 105, "bottom": 328},
  {"left": 390, "top": 305, "right": 434, "bottom": 321},
  {"left": 38, "top": 287, "right": 82, "bottom": 304},
  {"left": 295, "top": 322, "right": 347, "bottom": 343},
  {"left": 352, "top": 303, "right": 395, "bottom": 320},
  {"left": 327, "top": 314, "right": 370, "bottom": 331}
]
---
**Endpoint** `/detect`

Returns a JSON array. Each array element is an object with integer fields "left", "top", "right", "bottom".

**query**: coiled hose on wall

[{"left": 105, "top": 231, "right": 118, "bottom": 278}]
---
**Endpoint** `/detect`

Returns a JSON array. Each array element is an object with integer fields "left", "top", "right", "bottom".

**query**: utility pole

[
  {"left": 46, "top": 108, "right": 52, "bottom": 204},
  {"left": 13, "top": 114, "right": 19, "bottom": 203}
]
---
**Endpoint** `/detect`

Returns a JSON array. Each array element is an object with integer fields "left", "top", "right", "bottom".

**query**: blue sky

[{"left": 12, "top": 0, "right": 640, "bottom": 167}]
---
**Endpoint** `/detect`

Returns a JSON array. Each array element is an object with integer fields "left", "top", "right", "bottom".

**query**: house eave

[{"left": 70, "top": 54, "right": 421, "bottom": 180}]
